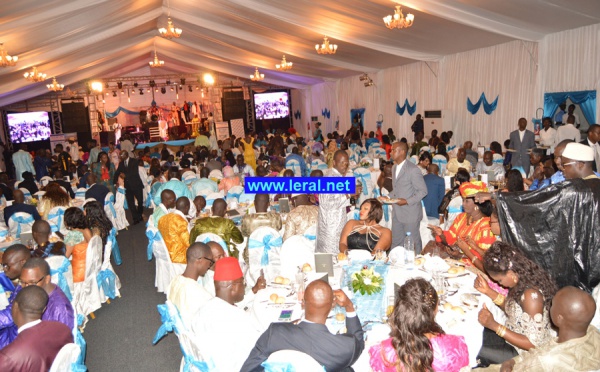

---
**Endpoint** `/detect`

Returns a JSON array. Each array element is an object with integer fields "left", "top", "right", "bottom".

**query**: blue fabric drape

[
  {"left": 395, "top": 99, "right": 416, "bottom": 116},
  {"left": 467, "top": 93, "right": 499, "bottom": 115},
  {"left": 321, "top": 108, "right": 330, "bottom": 119},
  {"left": 105, "top": 107, "right": 141, "bottom": 119},
  {"left": 543, "top": 90, "right": 596, "bottom": 124}
]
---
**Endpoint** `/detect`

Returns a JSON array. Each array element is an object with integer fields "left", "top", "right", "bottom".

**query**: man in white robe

[{"left": 12, "top": 144, "right": 35, "bottom": 182}]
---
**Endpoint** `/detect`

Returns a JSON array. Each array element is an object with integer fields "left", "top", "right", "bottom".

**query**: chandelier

[
  {"left": 149, "top": 45, "right": 165, "bottom": 68},
  {"left": 315, "top": 36, "right": 337, "bottom": 55},
  {"left": 159, "top": 18, "right": 182, "bottom": 39},
  {"left": 0, "top": 43, "right": 18, "bottom": 67},
  {"left": 383, "top": 5, "right": 414, "bottom": 29},
  {"left": 47, "top": 77, "right": 64, "bottom": 91},
  {"left": 24, "top": 66, "right": 47, "bottom": 82},
  {"left": 250, "top": 67, "right": 264, "bottom": 81},
  {"left": 275, "top": 55, "right": 293, "bottom": 71}
]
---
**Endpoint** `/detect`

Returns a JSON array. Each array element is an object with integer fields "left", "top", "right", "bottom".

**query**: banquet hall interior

[{"left": 1, "top": 1, "right": 600, "bottom": 371}]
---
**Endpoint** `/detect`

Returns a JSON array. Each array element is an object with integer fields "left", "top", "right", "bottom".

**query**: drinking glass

[{"left": 432, "top": 270, "right": 446, "bottom": 297}]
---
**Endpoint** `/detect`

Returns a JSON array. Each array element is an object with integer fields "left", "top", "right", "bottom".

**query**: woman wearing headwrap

[{"left": 218, "top": 166, "right": 240, "bottom": 194}]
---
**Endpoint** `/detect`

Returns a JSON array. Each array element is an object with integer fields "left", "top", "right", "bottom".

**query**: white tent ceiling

[{"left": 1, "top": 0, "right": 599, "bottom": 107}]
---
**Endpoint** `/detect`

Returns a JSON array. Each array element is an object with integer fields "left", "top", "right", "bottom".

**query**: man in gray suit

[
  {"left": 509, "top": 118, "right": 536, "bottom": 172},
  {"left": 387, "top": 142, "right": 428, "bottom": 253}
]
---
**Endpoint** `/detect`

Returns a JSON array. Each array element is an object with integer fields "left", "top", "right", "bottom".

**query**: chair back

[
  {"left": 75, "top": 188, "right": 87, "bottom": 201},
  {"left": 49, "top": 343, "right": 82, "bottom": 372},
  {"left": 72, "top": 235, "right": 103, "bottom": 318},
  {"left": 104, "top": 192, "right": 117, "bottom": 222},
  {"left": 285, "top": 159, "right": 302, "bottom": 177},
  {"left": 409, "top": 155, "right": 419, "bottom": 164},
  {"left": 0, "top": 226, "right": 9, "bottom": 242},
  {"left": 182, "top": 171, "right": 198, "bottom": 185},
  {"left": 97, "top": 234, "right": 121, "bottom": 302},
  {"left": 353, "top": 167, "right": 374, "bottom": 202},
  {"left": 374, "top": 148, "right": 387, "bottom": 160},
  {"left": 432, "top": 155, "right": 448, "bottom": 176},
  {"left": 493, "top": 153, "right": 504, "bottom": 165},
  {"left": 263, "top": 350, "right": 324, "bottom": 372},
  {"left": 48, "top": 206, "right": 68, "bottom": 235},
  {"left": 40, "top": 176, "right": 54, "bottom": 187},
  {"left": 205, "top": 192, "right": 224, "bottom": 208},
  {"left": 347, "top": 208, "right": 360, "bottom": 221},
  {"left": 8, "top": 212, "right": 35, "bottom": 238},
  {"left": 34, "top": 190, "right": 46, "bottom": 201},
  {"left": 248, "top": 227, "right": 283, "bottom": 286},
  {"left": 208, "top": 169, "right": 223, "bottom": 181},
  {"left": 303, "top": 224, "right": 317, "bottom": 244},
  {"left": 194, "top": 233, "right": 228, "bottom": 255},
  {"left": 280, "top": 235, "right": 315, "bottom": 279},
  {"left": 147, "top": 224, "right": 185, "bottom": 294},
  {"left": 226, "top": 185, "right": 245, "bottom": 203},
  {"left": 19, "top": 187, "right": 32, "bottom": 200},
  {"left": 47, "top": 255, "right": 74, "bottom": 302},
  {"left": 310, "top": 159, "right": 327, "bottom": 171}
]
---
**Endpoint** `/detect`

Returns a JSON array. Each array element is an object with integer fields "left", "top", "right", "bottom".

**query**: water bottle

[{"left": 404, "top": 232, "right": 415, "bottom": 268}]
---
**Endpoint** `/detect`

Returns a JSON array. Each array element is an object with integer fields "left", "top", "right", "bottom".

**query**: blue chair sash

[
  {"left": 261, "top": 362, "right": 297, "bottom": 372},
  {"left": 48, "top": 209, "right": 65, "bottom": 233},
  {"left": 97, "top": 269, "right": 117, "bottom": 299},
  {"left": 227, "top": 192, "right": 242, "bottom": 202},
  {"left": 11, "top": 214, "right": 34, "bottom": 237},
  {"left": 50, "top": 259, "right": 73, "bottom": 301},
  {"left": 248, "top": 235, "right": 283, "bottom": 266},
  {"left": 117, "top": 188, "right": 128, "bottom": 210},
  {"left": 75, "top": 190, "right": 86, "bottom": 199},
  {"left": 0, "top": 229, "right": 8, "bottom": 239},
  {"left": 205, "top": 198, "right": 216, "bottom": 207},
  {"left": 447, "top": 206, "right": 463, "bottom": 213},
  {"left": 146, "top": 229, "right": 162, "bottom": 261},
  {"left": 286, "top": 162, "right": 301, "bottom": 175},
  {"left": 354, "top": 172, "right": 371, "bottom": 195},
  {"left": 105, "top": 198, "right": 117, "bottom": 218},
  {"left": 145, "top": 191, "right": 153, "bottom": 208},
  {"left": 109, "top": 228, "right": 122, "bottom": 265},
  {"left": 75, "top": 314, "right": 87, "bottom": 367},
  {"left": 304, "top": 232, "right": 316, "bottom": 241}
]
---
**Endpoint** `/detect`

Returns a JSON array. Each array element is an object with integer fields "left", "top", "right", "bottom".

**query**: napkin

[{"left": 423, "top": 254, "right": 450, "bottom": 272}]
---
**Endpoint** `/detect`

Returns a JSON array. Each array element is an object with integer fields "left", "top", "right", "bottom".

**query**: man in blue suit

[
  {"left": 85, "top": 173, "right": 110, "bottom": 206},
  {"left": 508, "top": 118, "right": 536, "bottom": 172},
  {"left": 423, "top": 164, "right": 445, "bottom": 218},
  {"left": 4, "top": 189, "right": 41, "bottom": 223}
]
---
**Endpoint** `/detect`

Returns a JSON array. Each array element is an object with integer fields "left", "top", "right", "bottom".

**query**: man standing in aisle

[
  {"left": 508, "top": 118, "right": 536, "bottom": 172},
  {"left": 12, "top": 144, "right": 35, "bottom": 183},
  {"left": 386, "top": 142, "right": 427, "bottom": 253},
  {"left": 114, "top": 150, "right": 144, "bottom": 224}
]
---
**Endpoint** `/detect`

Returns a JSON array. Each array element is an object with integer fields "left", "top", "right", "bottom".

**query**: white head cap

[{"left": 562, "top": 142, "right": 594, "bottom": 162}]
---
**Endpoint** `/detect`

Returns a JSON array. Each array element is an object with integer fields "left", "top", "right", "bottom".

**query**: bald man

[
  {"left": 283, "top": 194, "right": 319, "bottom": 241},
  {"left": 31, "top": 220, "right": 66, "bottom": 258},
  {"left": 189, "top": 198, "right": 243, "bottom": 258},
  {"left": 3, "top": 189, "right": 41, "bottom": 224},
  {"left": 241, "top": 194, "right": 282, "bottom": 237},
  {"left": 241, "top": 280, "right": 364, "bottom": 371},
  {"left": 158, "top": 197, "right": 191, "bottom": 264},
  {"left": 482, "top": 286, "right": 600, "bottom": 371},
  {"left": 0, "top": 245, "right": 30, "bottom": 348},
  {"left": 152, "top": 189, "right": 176, "bottom": 227}
]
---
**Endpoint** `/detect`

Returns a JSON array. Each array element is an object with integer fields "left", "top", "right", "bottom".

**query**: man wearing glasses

[
  {"left": 560, "top": 143, "right": 599, "bottom": 180},
  {"left": 167, "top": 242, "right": 214, "bottom": 325}
]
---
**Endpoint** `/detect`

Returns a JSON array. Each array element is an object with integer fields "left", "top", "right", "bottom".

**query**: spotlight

[
  {"left": 203, "top": 73, "right": 215, "bottom": 85},
  {"left": 149, "top": 80, "right": 156, "bottom": 87},
  {"left": 105, "top": 92, "right": 109, "bottom": 96},
  {"left": 161, "top": 87, "right": 166, "bottom": 94},
  {"left": 91, "top": 81, "right": 103, "bottom": 92},
  {"left": 180, "top": 78, "right": 186, "bottom": 85},
  {"left": 120, "top": 90, "right": 125, "bottom": 94},
  {"left": 117, "top": 81, "right": 123, "bottom": 89},
  {"left": 112, "top": 91, "right": 117, "bottom": 97},
  {"left": 133, "top": 82, "right": 138, "bottom": 87},
  {"left": 155, "top": 88, "right": 159, "bottom": 92},
  {"left": 131, "top": 89, "right": 135, "bottom": 94},
  {"left": 196, "top": 86, "right": 199, "bottom": 90},
  {"left": 188, "top": 85, "right": 192, "bottom": 92},
  {"left": 147, "top": 88, "right": 150, "bottom": 93},
  {"left": 170, "top": 87, "right": 174, "bottom": 91},
  {"left": 139, "top": 89, "right": 144, "bottom": 95},
  {"left": 166, "top": 80, "right": 171, "bottom": 85}
]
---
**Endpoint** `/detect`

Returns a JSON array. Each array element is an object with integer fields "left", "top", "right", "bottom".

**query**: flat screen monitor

[
  {"left": 253, "top": 91, "right": 290, "bottom": 120},
  {"left": 6, "top": 111, "right": 52, "bottom": 143}
]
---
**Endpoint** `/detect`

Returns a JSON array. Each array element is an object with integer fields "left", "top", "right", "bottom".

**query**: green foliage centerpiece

[{"left": 351, "top": 265, "right": 384, "bottom": 295}]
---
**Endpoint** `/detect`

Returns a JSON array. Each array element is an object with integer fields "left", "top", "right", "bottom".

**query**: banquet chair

[
  {"left": 353, "top": 167, "right": 374, "bottom": 205},
  {"left": 310, "top": 159, "right": 327, "bottom": 171},
  {"left": 75, "top": 188, "right": 87, "bottom": 201},
  {"left": 19, "top": 187, "right": 32, "bottom": 200},
  {"left": 248, "top": 226, "right": 283, "bottom": 287},
  {"left": 432, "top": 155, "right": 448, "bottom": 176},
  {"left": 419, "top": 201, "right": 438, "bottom": 251},
  {"left": 97, "top": 233, "right": 122, "bottom": 303},
  {"left": 208, "top": 169, "right": 223, "bottom": 182},
  {"left": 47, "top": 255, "right": 74, "bottom": 302},
  {"left": 409, "top": 155, "right": 419, "bottom": 164},
  {"left": 347, "top": 208, "right": 360, "bottom": 221},
  {"left": 8, "top": 212, "right": 35, "bottom": 238},
  {"left": 194, "top": 232, "right": 228, "bottom": 253},
  {"left": 373, "top": 188, "right": 392, "bottom": 229},
  {"left": 114, "top": 187, "right": 130, "bottom": 230},
  {"left": 72, "top": 235, "right": 103, "bottom": 321},
  {"left": 263, "top": 350, "right": 325, "bottom": 371},
  {"left": 280, "top": 235, "right": 315, "bottom": 279},
  {"left": 285, "top": 158, "right": 302, "bottom": 177},
  {"left": 146, "top": 223, "right": 185, "bottom": 294},
  {"left": 302, "top": 224, "right": 318, "bottom": 252},
  {"left": 153, "top": 301, "right": 215, "bottom": 372},
  {"left": 182, "top": 171, "right": 198, "bottom": 186},
  {"left": 347, "top": 249, "right": 372, "bottom": 261},
  {"left": 226, "top": 185, "right": 244, "bottom": 203},
  {"left": 239, "top": 192, "right": 254, "bottom": 204},
  {"left": 104, "top": 192, "right": 117, "bottom": 228},
  {"left": 493, "top": 153, "right": 504, "bottom": 165},
  {"left": 205, "top": 191, "right": 224, "bottom": 209},
  {"left": 195, "top": 188, "right": 213, "bottom": 199},
  {"left": 49, "top": 343, "right": 82, "bottom": 372},
  {"left": 0, "top": 285, "right": 8, "bottom": 311},
  {"left": 108, "top": 227, "right": 122, "bottom": 265},
  {"left": 374, "top": 148, "right": 388, "bottom": 160},
  {"left": 48, "top": 206, "right": 68, "bottom": 235},
  {"left": 40, "top": 176, "right": 54, "bottom": 187},
  {"left": 34, "top": 190, "right": 45, "bottom": 201}
]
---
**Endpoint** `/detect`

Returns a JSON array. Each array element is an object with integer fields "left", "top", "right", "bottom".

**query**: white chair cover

[
  {"left": 279, "top": 235, "right": 315, "bottom": 279},
  {"left": 492, "top": 153, "right": 504, "bottom": 165},
  {"left": 0, "top": 226, "right": 8, "bottom": 243},
  {"left": 72, "top": 235, "right": 103, "bottom": 320},
  {"left": 226, "top": 185, "right": 244, "bottom": 203},
  {"left": 195, "top": 188, "right": 213, "bottom": 199},
  {"left": 419, "top": 201, "right": 437, "bottom": 249},
  {"left": 373, "top": 148, "right": 387, "bottom": 160},
  {"left": 8, "top": 211, "right": 35, "bottom": 238},
  {"left": 104, "top": 192, "right": 117, "bottom": 227},
  {"left": 247, "top": 227, "right": 283, "bottom": 287},
  {"left": 139, "top": 166, "right": 150, "bottom": 206},
  {"left": 49, "top": 343, "right": 82, "bottom": 372},
  {"left": 48, "top": 206, "right": 68, "bottom": 235},
  {"left": 409, "top": 155, "right": 419, "bottom": 164},
  {"left": 18, "top": 187, "right": 32, "bottom": 200},
  {"left": 264, "top": 350, "right": 324, "bottom": 371},
  {"left": 205, "top": 191, "right": 224, "bottom": 208},
  {"left": 353, "top": 167, "right": 374, "bottom": 205},
  {"left": 208, "top": 169, "right": 223, "bottom": 181},
  {"left": 238, "top": 192, "right": 254, "bottom": 204},
  {"left": 147, "top": 224, "right": 185, "bottom": 294},
  {"left": 194, "top": 233, "right": 228, "bottom": 254},
  {"left": 444, "top": 195, "right": 463, "bottom": 230},
  {"left": 113, "top": 188, "right": 130, "bottom": 230},
  {"left": 303, "top": 224, "right": 318, "bottom": 253},
  {"left": 285, "top": 159, "right": 302, "bottom": 177},
  {"left": 97, "top": 237, "right": 122, "bottom": 303},
  {"left": 432, "top": 155, "right": 448, "bottom": 176},
  {"left": 40, "top": 176, "right": 53, "bottom": 187},
  {"left": 0, "top": 285, "right": 8, "bottom": 310},
  {"left": 75, "top": 188, "right": 87, "bottom": 201},
  {"left": 47, "top": 255, "right": 74, "bottom": 302},
  {"left": 310, "top": 159, "right": 328, "bottom": 171},
  {"left": 347, "top": 208, "right": 360, "bottom": 221},
  {"left": 182, "top": 171, "right": 198, "bottom": 185},
  {"left": 34, "top": 190, "right": 45, "bottom": 201}
]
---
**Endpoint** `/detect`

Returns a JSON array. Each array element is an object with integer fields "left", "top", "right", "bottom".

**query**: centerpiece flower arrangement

[
  {"left": 359, "top": 161, "right": 371, "bottom": 168},
  {"left": 351, "top": 265, "right": 384, "bottom": 295}
]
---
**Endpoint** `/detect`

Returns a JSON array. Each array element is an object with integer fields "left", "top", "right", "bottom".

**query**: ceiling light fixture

[
  {"left": 46, "top": 77, "right": 64, "bottom": 91},
  {"left": 315, "top": 36, "right": 337, "bottom": 55},
  {"left": 275, "top": 55, "right": 293, "bottom": 71},
  {"left": 24, "top": 66, "right": 47, "bottom": 82},
  {"left": 158, "top": 0, "right": 182, "bottom": 39},
  {"left": 383, "top": 5, "right": 414, "bottom": 29},
  {"left": 203, "top": 73, "right": 215, "bottom": 85},
  {"left": 149, "top": 44, "right": 165, "bottom": 68},
  {"left": 91, "top": 81, "right": 103, "bottom": 92},
  {"left": 250, "top": 67, "right": 265, "bottom": 81},
  {"left": 0, "top": 43, "right": 18, "bottom": 67}
]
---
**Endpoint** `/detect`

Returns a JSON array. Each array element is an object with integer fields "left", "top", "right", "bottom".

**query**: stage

[{"left": 101, "top": 139, "right": 195, "bottom": 153}]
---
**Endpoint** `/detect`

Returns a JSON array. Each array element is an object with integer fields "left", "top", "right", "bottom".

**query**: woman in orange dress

[
  {"left": 218, "top": 166, "right": 241, "bottom": 194},
  {"left": 428, "top": 181, "right": 496, "bottom": 265},
  {"left": 63, "top": 207, "right": 93, "bottom": 283}
]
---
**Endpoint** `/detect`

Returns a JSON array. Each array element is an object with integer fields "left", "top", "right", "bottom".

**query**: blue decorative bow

[
  {"left": 467, "top": 93, "right": 498, "bottom": 115},
  {"left": 227, "top": 192, "right": 242, "bottom": 203},
  {"left": 0, "top": 229, "right": 8, "bottom": 239},
  {"left": 146, "top": 230, "right": 162, "bottom": 261},
  {"left": 354, "top": 173, "right": 371, "bottom": 196},
  {"left": 375, "top": 148, "right": 387, "bottom": 159},
  {"left": 75, "top": 190, "right": 86, "bottom": 199},
  {"left": 75, "top": 314, "right": 87, "bottom": 366},
  {"left": 396, "top": 99, "right": 417, "bottom": 116},
  {"left": 11, "top": 214, "right": 34, "bottom": 237},
  {"left": 153, "top": 304, "right": 175, "bottom": 344},
  {"left": 105, "top": 198, "right": 117, "bottom": 219},
  {"left": 248, "top": 235, "right": 283, "bottom": 266},
  {"left": 383, "top": 204, "right": 390, "bottom": 222},
  {"left": 286, "top": 162, "right": 301, "bottom": 176},
  {"left": 71, "top": 363, "right": 88, "bottom": 372},
  {"left": 293, "top": 110, "right": 301, "bottom": 120},
  {"left": 145, "top": 191, "right": 153, "bottom": 208},
  {"left": 493, "top": 158, "right": 503, "bottom": 164},
  {"left": 50, "top": 258, "right": 73, "bottom": 301},
  {"left": 432, "top": 158, "right": 447, "bottom": 176},
  {"left": 261, "top": 361, "right": 297, "bottom": 372},
  {"left": 109, "top": 228, "right": 122, "bottom": 265},
  {"left": 48, "top": 208, "right": 65, "bottom": 233},
  {"left": 321, "top": 108, "right": 331, "bottom": 119},
  {"left": 97, "top": 269, "right": 117, "bottom": 299},
  {"left": 205, "top": 198, "right": 216, "bottom": 207},
  {"left": 118, "top": 188, "right": 128, "bottom": 210},
  {"left": 304, "top": 233, "right": 316, "bottom": 241}
]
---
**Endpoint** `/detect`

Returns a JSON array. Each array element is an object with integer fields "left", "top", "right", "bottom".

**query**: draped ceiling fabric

[{"left": 0, "top": 0, "right": 599, "bottom": 145}]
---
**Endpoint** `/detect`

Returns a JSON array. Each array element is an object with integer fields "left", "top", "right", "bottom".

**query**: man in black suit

[
  {"left": 85, "top": 173, "right": 110, "bottom": 206},
  {"left": 580, "top": 124, "right": 600, "bottom": 172},
  {"left": 4, "top": 189, "right": 41, "bottom": 223},
  {"left": 508, "top": 117, "right": 536, "bottom": 172},
  {"left": 241, "top": 280, "right": 364, "bottom": 372},
  {"left": 50, "top": 169, "right": 75, "bottom": 198},
  {"left": 114, "top": 150, "right": 144, "bottom": 224}
]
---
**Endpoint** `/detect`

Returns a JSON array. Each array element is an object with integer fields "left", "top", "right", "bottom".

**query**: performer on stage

[{"left": 114, "top": 118, "right": 122, "bottom": 144}]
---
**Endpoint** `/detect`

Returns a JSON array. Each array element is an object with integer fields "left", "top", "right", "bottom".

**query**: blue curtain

[
  {"left": 467, "top": 93, "right": 498, "bottom": 115},
  {"left": 105, "top": 106, "right": 141, "bottom": 119},
  {"left": 543, "top": 90, "right": 596, "bottom": 124},
  {"left": 395, "top": 99, "right": 416, "bottom": 116}
]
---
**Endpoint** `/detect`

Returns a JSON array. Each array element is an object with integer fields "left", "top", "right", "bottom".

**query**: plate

[
  {"left": 442, "top": 271, "right": 470, "bottom": 278},
  {"left": 505, "top": 149, "right": 517, "bottom": 152},
  {"left": 378, "top": 197, "right": 400, "bottom": 204}
]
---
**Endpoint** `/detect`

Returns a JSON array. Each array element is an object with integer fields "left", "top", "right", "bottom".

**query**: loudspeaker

[
  {"left": 222, "top": 89, "right": 246, "bottom": 125},
  {"left": 61, "top": 102, "right": 89, "bottom": 133}
]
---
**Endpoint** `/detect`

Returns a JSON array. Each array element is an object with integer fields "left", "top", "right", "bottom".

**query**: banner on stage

[
  {"left": 215, "top": 121, "right": 230, "bottom": 141},
  {"left": 230, "top": 118, "right": 245, "bottom": 138}
]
